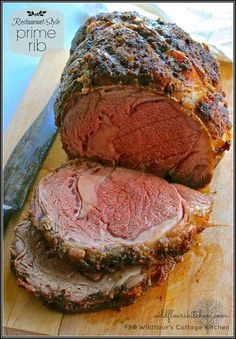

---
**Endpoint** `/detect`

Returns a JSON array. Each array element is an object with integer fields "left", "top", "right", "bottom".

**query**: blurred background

[{"left": 3, "top": 2, "right": 233, "bottom": 132}]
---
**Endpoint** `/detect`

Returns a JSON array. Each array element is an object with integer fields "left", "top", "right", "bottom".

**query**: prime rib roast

[
  {"left": 11, "top": 220, "right": 175, "bottom": 313},
  {"left": 54, "top": 11, "right": 231, "bottom": 188},
  {"left": 11, "top": 11, "right": 231, "bottom": 313},
  {"left": 30, "top": 160, "right": 212, "bottom": 275}
]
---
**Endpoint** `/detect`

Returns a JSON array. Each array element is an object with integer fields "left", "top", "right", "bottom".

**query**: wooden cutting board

[{"left": 3, "top": 50, "right": 233, "bottom": 336}]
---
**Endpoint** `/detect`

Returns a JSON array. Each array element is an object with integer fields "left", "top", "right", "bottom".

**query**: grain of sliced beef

[
  {"left": 54, "top": 11, "right": 231, "bottom": 188},
  {"left": 30, "top": 160, "right": 212, "bottom": 273},
  {"left": 11, "top": 220, "right": 175, "bottom": 313}
]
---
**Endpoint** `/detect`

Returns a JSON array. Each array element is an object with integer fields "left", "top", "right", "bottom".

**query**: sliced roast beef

[
  {"left": 11, "top": 220, "right": 175, "bottom": 313},
  {"left": 30, "top": 160, "right": 212, "bottom": 273},
  {"left": 54, "top": 11, "right": 231, "bottom": 188}
]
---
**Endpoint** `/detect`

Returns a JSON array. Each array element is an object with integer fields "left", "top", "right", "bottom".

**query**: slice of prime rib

[
  {"left": 54, "top": 11, "right": 231, "bottom": 188},
  {"left": 11, "top": 220, "right": 175, "bottom": 313},
  {"left": 30, "top": 160, "right": 212, "bottom": 274}
]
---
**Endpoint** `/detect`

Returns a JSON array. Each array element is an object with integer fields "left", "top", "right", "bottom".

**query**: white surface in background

[{"left": 150, "top": 2, "right": 233, "bottom": 62}]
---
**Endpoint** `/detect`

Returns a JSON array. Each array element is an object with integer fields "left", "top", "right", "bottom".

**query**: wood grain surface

[{"left": 3, "top": 50, "right": 233, "bottom": 336}]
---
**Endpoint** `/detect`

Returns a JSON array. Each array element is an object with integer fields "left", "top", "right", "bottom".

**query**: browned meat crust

[{"left": 54, "top": 11, "right": 231, "bottom": 162}]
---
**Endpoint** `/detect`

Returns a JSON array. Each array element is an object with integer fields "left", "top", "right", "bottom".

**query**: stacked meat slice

[
  {"left": 11, "top": 220, "right": 176, "bottom": 313},
  {"left": 11, "top": 160, "right": 212, "bottom": 312},
  {"left": 11, "top": 11, "right": 230, "bottom": 313}
]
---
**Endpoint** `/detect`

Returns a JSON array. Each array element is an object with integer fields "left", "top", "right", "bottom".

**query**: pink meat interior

[
  {"left": 61, "top": 87, "right": 214, "bottom": 187},
  {"left": 32, "top": 162, "right": 184, "bottom": 247}
]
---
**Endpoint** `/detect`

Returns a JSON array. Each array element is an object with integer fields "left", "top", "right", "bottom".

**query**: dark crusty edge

[
  {"left": 54, "top": 11, "right": 231, "bottom": 159},
  {"left": 33, "top": 215, "right": 206, "bottom": 275},
  {"left": 30, "top": 159, "right": 211, "bottom": 275},
  {"left": 10, "top": 220, "right": 175, "bottom": 313}
]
